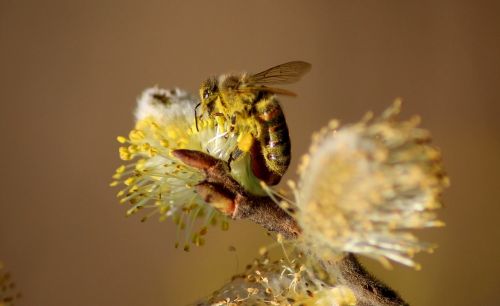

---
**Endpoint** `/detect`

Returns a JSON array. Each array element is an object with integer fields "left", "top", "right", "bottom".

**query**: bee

[{"left": 196, "top": 61, "right": 311, "bottom": 185}]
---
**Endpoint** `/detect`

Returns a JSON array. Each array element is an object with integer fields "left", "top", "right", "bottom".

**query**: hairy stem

[{"left": 338, "top": 254, "right": 409, "bottom": 306}]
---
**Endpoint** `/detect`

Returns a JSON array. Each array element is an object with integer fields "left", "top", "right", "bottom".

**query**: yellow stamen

[
  {"left": 119, "top": 147, "right": 131, "bottom": 160},
  {"left": 129, "top": 129, "right": 145, "bottom": 141},
  {"left": 160, "top": 139, "right": 169, "bottom": 147},
  {"left": 115, "top": 165, "right": 126, "bottom": 174},
  {"left": 124, "top": 177, "right": 135, "bottom": 186},
  {"left": 128, "top": 145, "right": 138, "bottom": 154},
  {"left": 140, "top": 143, "right": 151, "bottom": 152}
]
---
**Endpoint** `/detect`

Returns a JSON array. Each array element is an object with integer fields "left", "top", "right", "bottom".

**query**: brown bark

[{"left": 173, "top": 149, "right": 409, "bottom": 306}]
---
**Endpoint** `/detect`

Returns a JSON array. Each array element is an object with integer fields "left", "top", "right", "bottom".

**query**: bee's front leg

[
  {"left": 230, "top": 114, "right": 237, "bottom": 133},
  {"left": 229, "top": 111, "right": 244, "bottom": 134}
]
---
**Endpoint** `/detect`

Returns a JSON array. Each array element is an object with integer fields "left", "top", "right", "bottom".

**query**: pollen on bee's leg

[
  {"left": 194, "top": 182, "right": 235, "bottom": 215},
  {"left": 172, "top": 149, "right": 219, "bottom": 170},
  {"left": 237, "top": 132, "right": 254, "bottom": 152}
]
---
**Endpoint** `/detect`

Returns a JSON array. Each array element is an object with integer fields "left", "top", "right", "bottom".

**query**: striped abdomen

[{"left": 252, "top": 96, "right": 291, "bottom": 185}]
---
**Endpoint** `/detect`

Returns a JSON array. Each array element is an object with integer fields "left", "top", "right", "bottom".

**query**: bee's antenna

[{"left": 194, "top": 102, "right": 201, "bottom": 131}]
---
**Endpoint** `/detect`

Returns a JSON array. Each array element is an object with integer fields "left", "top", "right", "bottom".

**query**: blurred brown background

[{"left": 1, "top": 1, "right": 499, "bottom": 305}]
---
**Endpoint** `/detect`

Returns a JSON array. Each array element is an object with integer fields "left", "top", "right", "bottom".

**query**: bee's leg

[
  {"left": 227, "top": 151, "right": 234, "bottom": 171},
  {"left": 227, "top": 149, "right": 243, "bottom": 171},
  {"left": 253, "top": 120, "right": 262, "bottom": 138},
  {"left": 227, "top": 151, "right": 234, "bottom": 168},
  {"left": 230, "top": 111, "right": 245, "bottom": 133},
  {"left": 230, "top": 115, "right": 237, "bottom": 133}
]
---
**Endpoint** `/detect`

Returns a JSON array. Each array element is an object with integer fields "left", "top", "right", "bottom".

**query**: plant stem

[
  {"left": 338, "top": 254, "right": 409, "bottom": 306},
  {"left": 173, "top": 149, "right": 409, "bottom": 306}
]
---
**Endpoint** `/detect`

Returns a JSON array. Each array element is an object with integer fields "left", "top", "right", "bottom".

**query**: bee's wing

[
  {"left": 248, "top": 61, "right": 311, "bottom": 85},
  {"left": 236, "top": 85, "right": 298, "bottom": 97}
]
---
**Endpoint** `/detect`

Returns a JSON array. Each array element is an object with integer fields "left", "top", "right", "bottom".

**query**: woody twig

[{"left": 173, "top": 149, "right": 409, "bottom": 306}]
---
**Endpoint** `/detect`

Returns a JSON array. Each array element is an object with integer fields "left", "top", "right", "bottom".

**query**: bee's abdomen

[{"left": 254, "top": 97, "right": 291, "bottom": 177}]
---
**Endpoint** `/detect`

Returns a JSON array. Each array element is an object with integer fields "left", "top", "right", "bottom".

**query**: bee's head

[{"left": 199, "top": 77, "right": 219, "bottom": 113}]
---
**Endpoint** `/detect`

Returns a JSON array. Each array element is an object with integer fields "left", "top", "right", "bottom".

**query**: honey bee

[{"left": 197, "top": 61, "right": 311, "bottom": 185}]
